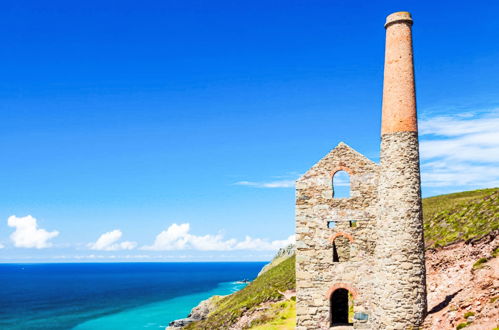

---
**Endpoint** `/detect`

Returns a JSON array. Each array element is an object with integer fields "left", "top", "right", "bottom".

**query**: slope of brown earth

[{"left": 423, "top": 231, "right": 498, "bottom": 330}]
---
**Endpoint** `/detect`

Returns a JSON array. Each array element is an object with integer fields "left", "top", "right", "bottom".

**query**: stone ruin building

[{"left": 295, "top": 12, "right": 427, "bottom": 329}]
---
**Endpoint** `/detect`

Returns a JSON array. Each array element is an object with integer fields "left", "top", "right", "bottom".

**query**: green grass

[
  {"left": 472, "top": 258, "right": 489, "bottom": 269},
  {"left": 463, "top": 311, "right": 475, "bottom": 318},
  {"left": 423, "top": 188, "right": 499, "bottom": 248},
  {"left": 348, "top": 292, "right": 354, "bottom": 323},
  {"left": 248, "top": 300, "right": 296, "bottom": 330},
  {"left": 456, "top": 322, "right": 469, "bottom": 329},
  {"left": 185, "top": 255, "right": 296, "bottom": 329},
  {"left": 471, "top": 245, "right": 498, "bottom": 270}
]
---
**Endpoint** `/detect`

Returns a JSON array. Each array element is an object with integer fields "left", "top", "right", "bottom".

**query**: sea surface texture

[{"left": 0, "top": 262, "right": 265, "bottom": 329}]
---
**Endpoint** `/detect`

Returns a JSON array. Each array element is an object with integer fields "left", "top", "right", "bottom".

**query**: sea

[{"left": 0, "top": 262, "right": 266, "bottom": 329}]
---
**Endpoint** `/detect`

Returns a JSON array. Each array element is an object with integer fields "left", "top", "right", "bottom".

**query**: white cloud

[
  {"left": 235, "top": 234, "right": 295, "bottom": 251},
  {"left": 234, "top": 179, "right": 296, "bottom": 188},
  {"left": 88, "top": 230, "right": 137, "bottom": 251},
  {"left": 142, "top": 223, "right": 192, "bottom": 250},
  {"left": 236, "top": 170, "right": 350, "bottom": 190},
  {"left": 419, "top": 109, "right": 499, "bottom": 188},
  {"left": 420, "top": 110, "right": 499, "bottom": 137},
  {"left": 142, "top": 223, "right": 293, "bottom": 251},
  {"left": 7, "top": 215, "right": 59, "bottom": 249},
  {"left": 0, "top": 243, "right": 4, "bottom": 249}
]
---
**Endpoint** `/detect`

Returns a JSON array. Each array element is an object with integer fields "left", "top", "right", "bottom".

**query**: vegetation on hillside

[
  {"left": 423, "top": 188, "right": 498, "bottom": 248},
  {"left": 184, "top": 255, "right": 296, "bottom": 329},
  {"left": 248, "top": 299, "right": 296, "bottom": 330}
]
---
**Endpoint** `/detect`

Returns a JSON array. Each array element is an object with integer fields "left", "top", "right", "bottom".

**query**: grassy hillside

[
  {"left": 423, "top": 188, "right": 498, "bottom": 248},
  {"left": 248, "top": 300, "right": 296, "bottom": 330},
  {"left": 185, "top": 255, "right": 296, "bottom": 330}
]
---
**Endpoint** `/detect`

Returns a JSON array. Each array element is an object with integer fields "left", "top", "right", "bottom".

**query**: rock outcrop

[
  {"left": 258, "top": 244, "right": 295, "bottom": 276},
  {"left": 166, "top": 295, "right": 223, "bottom": 330}
]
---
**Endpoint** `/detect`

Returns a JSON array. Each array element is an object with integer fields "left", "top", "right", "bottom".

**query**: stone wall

[
  {"left": 295, "top": 142, "right": 379, "bottom": 329},
  {"left": 372, "top": 131, "right": 427, "bottom": 328}
]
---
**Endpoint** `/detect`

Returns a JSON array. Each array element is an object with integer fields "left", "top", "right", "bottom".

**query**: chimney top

[
  {"left": 381, "top": 11, "right": 417, "bottom": 134},
  {"left": 385, "top": 11, "right": 413, "bottom": 28}
]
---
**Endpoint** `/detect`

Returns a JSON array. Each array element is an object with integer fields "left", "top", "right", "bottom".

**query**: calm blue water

[{"left": 0, "top": 262, "right": 265, "bottom": 329}]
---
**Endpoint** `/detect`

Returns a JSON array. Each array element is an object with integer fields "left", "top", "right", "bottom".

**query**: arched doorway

[{"left": 330, "top": 288, "right": 353, "bottom": 326}]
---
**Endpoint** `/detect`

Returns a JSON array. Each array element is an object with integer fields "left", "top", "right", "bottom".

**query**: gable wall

[{"left": 295, "top": 143, "right": 379, "bottom": 329}]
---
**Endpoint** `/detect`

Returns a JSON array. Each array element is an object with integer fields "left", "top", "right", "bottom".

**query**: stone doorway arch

[{"left": 326, "top": 284, "right": 357, "bottom": 327}]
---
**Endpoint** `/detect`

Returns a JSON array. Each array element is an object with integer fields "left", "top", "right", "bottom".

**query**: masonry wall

[
  {"left": 372, "top": 131, "right": 427, "bottom": 328},
  {"left": 295, "top": 143, "right": 379, "bottom": 330}
]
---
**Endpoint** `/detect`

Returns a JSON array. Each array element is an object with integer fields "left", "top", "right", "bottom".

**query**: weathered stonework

[
  {"left": 295, "top": 11, "right": 426, "bottom": 330},
  {"left": 296, "top": 143, "right": 379, "bottom": 329},
  {"left": 372, "top": 132, "right": 427, "bottom": 329}
]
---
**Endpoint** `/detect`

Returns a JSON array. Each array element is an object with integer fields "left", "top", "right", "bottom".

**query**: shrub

[
  {"left": 463, "top": 311, "right": 475, "bottom": 318},
  {"left": 472, "top": 258, "right": 489, "bottom": 269}
]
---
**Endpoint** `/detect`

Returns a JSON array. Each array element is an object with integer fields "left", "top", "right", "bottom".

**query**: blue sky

[{"left": 1, "top": 0, "right": 498, "bottom": 262}]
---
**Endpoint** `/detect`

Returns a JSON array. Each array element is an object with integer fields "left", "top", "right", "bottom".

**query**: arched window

[
  {"left": 331, "top": 234, "right": 352, "bottom": 262},
  {"left": 332, "top": 170, "right": 350, "bottom": 198},
  {"left": 330, "top": 288, "right": 354, "bottom": 326}
]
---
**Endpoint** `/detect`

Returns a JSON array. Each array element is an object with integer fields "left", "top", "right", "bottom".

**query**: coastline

[
  {"left": 167, "top": 244, "right": 296, "bottom": 329},
  {"left": 75, "top": 281, "right": 248, "bottom": 330},
  {"left": 166, "top": 294, "right": 226, "bottom": 329}
]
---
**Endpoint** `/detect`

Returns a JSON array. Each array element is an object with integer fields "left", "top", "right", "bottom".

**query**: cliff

[
  {"left": 167, "top": 295, "right": 225, "bottom": 329},
  {"left": 257, "top": 244, "right": 295, "bottom": 277},
  {"left": 167, "top": 248, "right": 296, "bottom": 330},
  {"left": 183, "top": 253, "right": 296, "bottom": 329}
]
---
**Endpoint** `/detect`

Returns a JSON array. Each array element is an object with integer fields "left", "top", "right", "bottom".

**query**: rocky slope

[
  {"left": 423, "top": 231, "right": 498, "bottom": 330},
  {"left": 257, "top": 244, "right": 295, "bottom": 277},
  {"left": 167, "top": 295, "right": 224, "bottom": 329}
]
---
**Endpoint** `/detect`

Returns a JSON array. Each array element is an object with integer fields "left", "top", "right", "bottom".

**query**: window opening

[
  {"left": 332, "top": 236, "right": 351, "bottom": 262},
  {"left": 332, "top": 170, "right": 350, "bottom": 198}
]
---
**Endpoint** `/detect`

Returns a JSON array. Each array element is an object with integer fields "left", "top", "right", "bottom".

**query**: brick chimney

[
  {"left": 381, "top": 11, "right": 417, "bottom": 135},
  {"left": 374, "top": 11, "right": 427, "bottom": 328}
]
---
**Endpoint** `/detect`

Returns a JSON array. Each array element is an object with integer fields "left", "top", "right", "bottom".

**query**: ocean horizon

[{"left": 0, "top": 262, "right": 266, "bottom": 329}]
